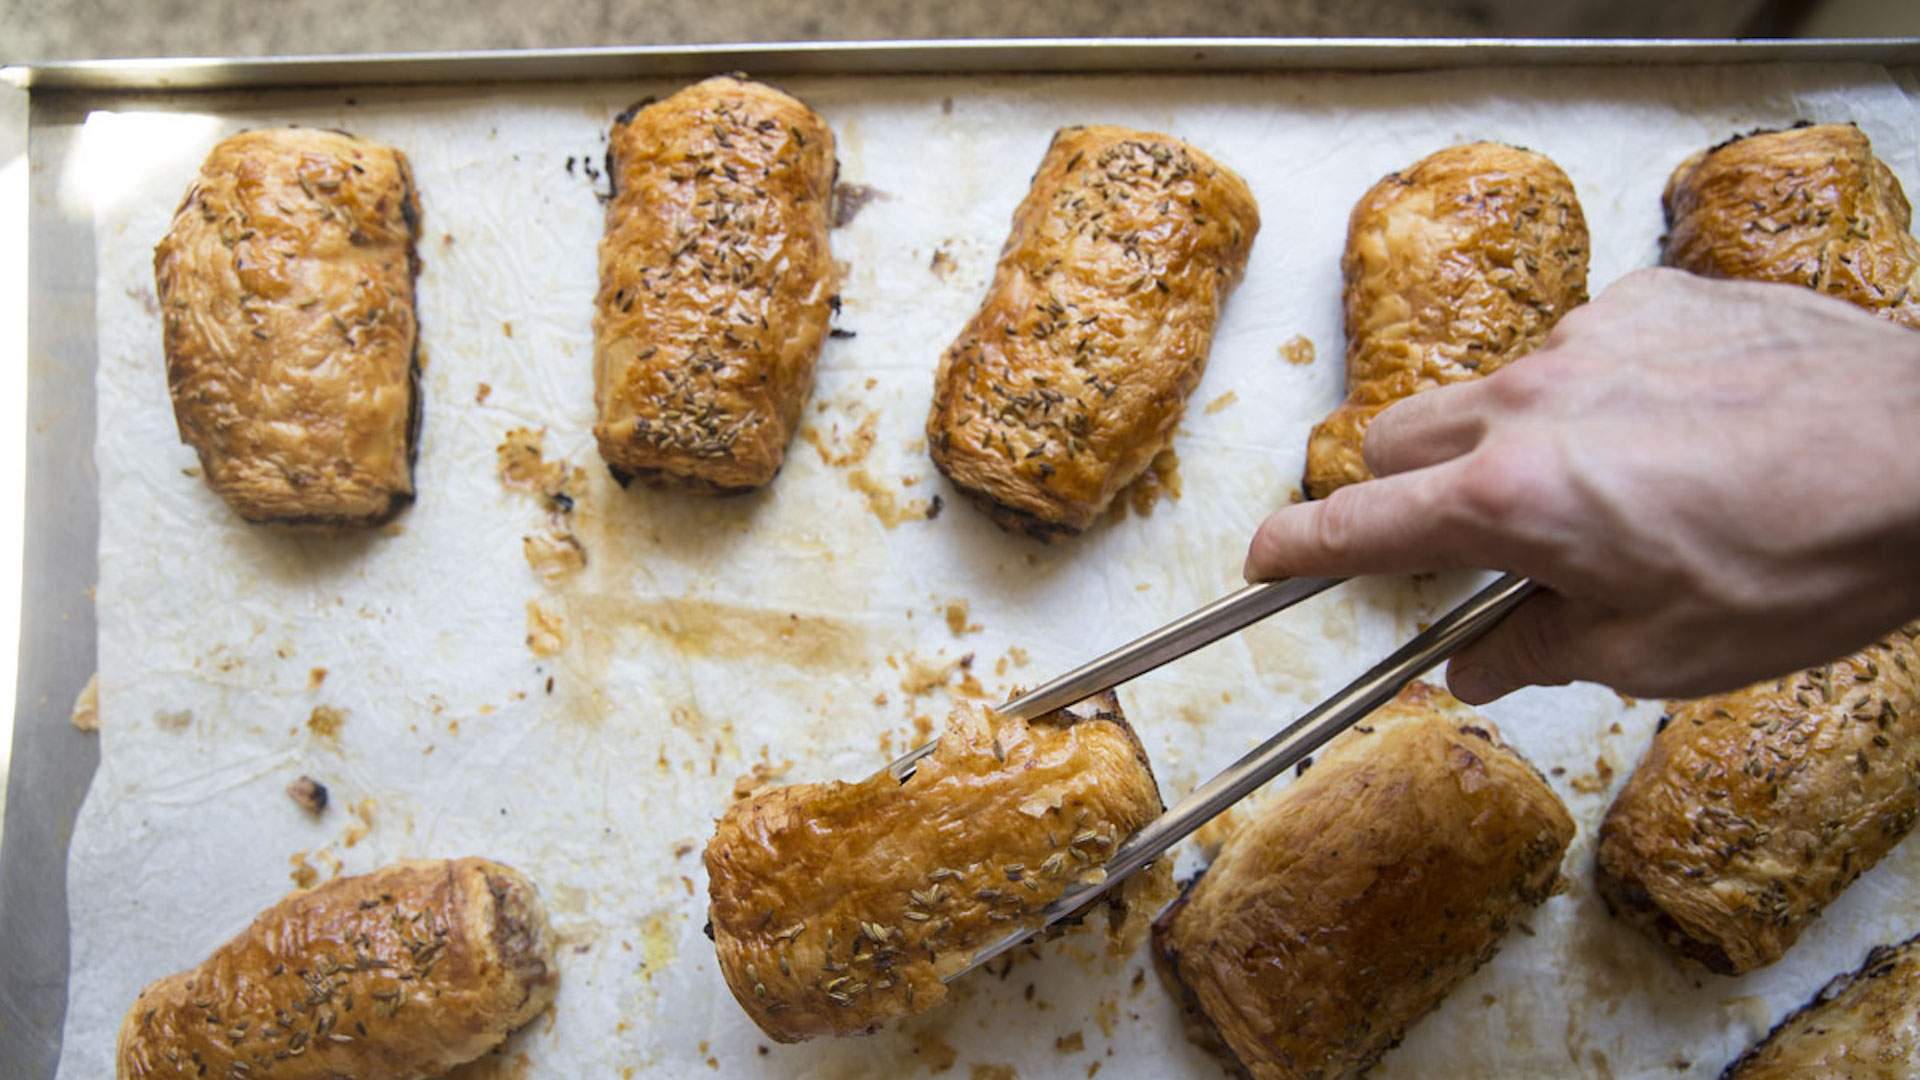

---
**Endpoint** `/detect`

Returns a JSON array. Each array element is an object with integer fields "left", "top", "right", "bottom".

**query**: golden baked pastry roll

[
  {"left": 704, "top": 692, "right": 1169, "bottom": 1042},
  {"left": 1152, "top": 682, "right": 1574, "bottom": 1080},
  {"left": 1597, "top": 626, "right": 1920, "bottom": 975},
  {"left": 1722, "top": 932, "right": 1920, "bottom": 1079},
  {"left": 926, "top": 125, "right": 1259, "bottom": 538},
  {"left": 116, "top": 858, "right": 556, "bottom": 1080},
  {"left": 1662, "top": 122, "right": 1920, "bottom": 331},
  {"left": 593, "top": 75, "right": 837, "bottom": 492},
  {"left": 156, "top": 127, "right": 422, "bottom": 525},
  {"left": 1304, "top": 142, "right": 1589, "bottom": 499}
]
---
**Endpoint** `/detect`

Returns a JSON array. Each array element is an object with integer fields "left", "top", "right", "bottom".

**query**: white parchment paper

[{"left": 63, "top": 64, "right": 1920, "bottom": 1078}]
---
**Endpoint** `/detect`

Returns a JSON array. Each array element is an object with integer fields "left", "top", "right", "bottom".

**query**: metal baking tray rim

[{"left": 8, "top": 36, "right": 1920, "bottom": 92}]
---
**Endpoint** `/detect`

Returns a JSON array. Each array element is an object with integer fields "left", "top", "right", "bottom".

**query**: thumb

[{"left": 1445, "top": 591, "right": 1593, "bottom": 704}]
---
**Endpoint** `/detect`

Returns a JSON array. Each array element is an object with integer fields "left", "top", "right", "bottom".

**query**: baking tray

[{"left": 7, "top": 37, "right": 1920, "bottom": 1079}]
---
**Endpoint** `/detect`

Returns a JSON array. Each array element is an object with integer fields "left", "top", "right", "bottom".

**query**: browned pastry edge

[
  {"left": 1592, "top": 708, "right": 1740, "bottom": 974},
  {"left": 593, "top": 74, "right": 839, "bottom": 492},
  {"left": 605, "top": 462, "right": 759, "bottom": 496},
  {"left": 1149, "top": 880, "right": 1249, "bottom": 1079},
  {"left": 1718, "top": 930, "right": 1920, "bottom": 1078},
  {"left": 1593, "top": 720, "right": 1743, "bottom": 975}
]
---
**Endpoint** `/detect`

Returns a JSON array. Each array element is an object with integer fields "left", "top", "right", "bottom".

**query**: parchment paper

[{"left": 62, "top": 63, "right": 1920, "bottom": 1078}]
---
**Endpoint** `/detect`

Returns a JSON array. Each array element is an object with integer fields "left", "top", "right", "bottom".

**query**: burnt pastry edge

[
  {"left": 1592, "top": 850, "right": 1741, "bottom": 976},
  {"left": 1149, "top": 875, "right": 1252, "bottom": 1080},
  {"left": 605, "top": 462, "right": 763, "bottom": 496},
  {"left": 927, "top": 458, "right": 1087, "bottom": 543},
  {"left": 221, "top": 134, "right": 424, "bottom": 530},
  {"left": 1717, "top": 929, "right": 1920, "bottom": 1078}
]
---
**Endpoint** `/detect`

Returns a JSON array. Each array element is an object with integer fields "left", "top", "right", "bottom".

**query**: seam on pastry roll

[
  {"left": 1151, "top": 682, "right": 1575, "bottom": 1080},
  {"left": 1661, "top": 122, "right": 1920, "bottom": 331},
  {"left": 926, "top": 125, "right": 1260, "bottom": 539},
  {"left": 593, "top": 75, "right": 838, "bottom": 492},
  {"left": 115, "top": 857, "right": 557, "bottom": 1079},
  {"left": 155, "top": 128, "right": 423, "bottom": 526},
  {"left": 1303, "top": 142, "right": 1589, "bottom": 500},
  {"left": 1720, "top": 929, "right": 1920, "bottom": 1078},
  {"left": 704, "top": 690, "right": 1173, "bottom": 1042},
  {"left": 1596, "top": 625, "right": 1920, "bottom": 975}
]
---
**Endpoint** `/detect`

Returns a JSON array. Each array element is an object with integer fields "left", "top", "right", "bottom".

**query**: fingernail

[{"left": 1448, "top": 664, "right": 1503, "bottom": 705}]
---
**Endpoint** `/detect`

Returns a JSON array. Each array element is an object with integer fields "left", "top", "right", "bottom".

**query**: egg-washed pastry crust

[
  {"left": 1303, "top": 142, "right": 1589, "bottom": 499},
  {"left": 594, "top": 75, "right": 838, "bottom": 493},
  {"left": 927, "top": 125, "right": 1259, "bottom": 539},
  {"left": 116, "top": 857, "right": 557, "bottom": 1079},
  {"left": 1662, "top": 122, "right": 1920, "bottom": 331},
  {"left": 1597, "top": 625, "right": 1920, "bottom": 975},
  {"left": 705, "top": 691, "right": 1169, "bottom": 1042},
  {"left": 1721, "top": 930, "right": 1920, "bottom": 1078},
  {"left": 1153, "top": 683, "right": 1574, "bottom": 1080},
  {"left": 156, "top": 127, "right": 422, "bottom": 526}
]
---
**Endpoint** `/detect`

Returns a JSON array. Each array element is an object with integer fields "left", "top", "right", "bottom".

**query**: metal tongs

[{"left": 884, "top": 571, "right": 1538, "bottom": 980}]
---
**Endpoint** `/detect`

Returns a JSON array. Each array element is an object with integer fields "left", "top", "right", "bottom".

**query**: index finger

[{"left": 1244, "top": 461, "right": 1491, "bottom": 582}]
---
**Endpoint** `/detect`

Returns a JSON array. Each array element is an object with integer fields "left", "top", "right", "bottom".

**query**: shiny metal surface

[
  {"left": 1, "top": 91, "right": 103, "bottom": 1080},
  {"left": 886, "top": 575, "right": 1341, "bottom": 782},
  {"left": 4, "top": 38, "right": 1918, "bottom": 92},
  {"left": 945, "top": 573, "right": 1539, "bottom": 980}
]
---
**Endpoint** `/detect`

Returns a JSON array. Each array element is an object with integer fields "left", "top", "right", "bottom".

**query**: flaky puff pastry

[
  {"left": 116, "top": 858, "right": 557, "bottom": 1080},
  {"left": 1723, "top": 932, "right": 1920, "bottom": 1079},
  {"left": 1152, "top": 683, "right": 1574, "bottom": 1080},
  {"left": 927, "top": 125, "right": 1259, "bottom": 538},
  {"left": 1663, "top": 123, "right": 1920, "bottom": 331},
  {"left": 594, "top": 75, "right": 837, "bottom": 492},
  {"left": 1304, "top": 143, "right": 1589, "bottom": 499},
  {"left": 705, "top": 692, "right": 1170, "bottom": 1042},
  {"left": 156, "top": 128, "right": 422, "bottom": 526},
  {"left": 1597, "top": 626, "right": 1920, "bottom": 975}
]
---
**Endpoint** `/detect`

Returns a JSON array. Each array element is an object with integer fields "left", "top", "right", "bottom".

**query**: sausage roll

[
  {"left": 1152, "top": 682, "right": 1574, "bottom": 1080},
  {"left": 156, "top": 128, "right": 422, "bottom": 525},
  {"left": 705, "top": 692, "right": 1169, "bottom": 1042},
  {"left": 1663, "top": 123, "right": 1920, "bottom": 331},
  {"left": 1723, "top": 932, "right": 1920, "bottom": 1079},
  {"left": 116, "top": 858, "right": 557, "bottom": 1080},
  {"left": 926, "top": 125, "right": 1259, "bottom": 539},
  {"left": 1597, "top": 626, "right": 1920, "bottom": 975},
  {"left": 1303, "top": 143, "right": 1589, "bottom": 499},
  {"left": 594, "top": 75, "right": 837, "bottom": 492}
]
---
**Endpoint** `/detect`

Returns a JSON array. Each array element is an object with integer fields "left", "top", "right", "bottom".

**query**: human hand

[{"left": 1244, "top": 267, "right": 1920, "bottom": 703}]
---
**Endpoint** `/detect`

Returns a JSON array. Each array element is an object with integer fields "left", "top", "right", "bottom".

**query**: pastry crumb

[
  {"left": 1279, "top": 335, "right": 1316, "bottom": 366},
  {"left": 307, "top": 704, "right": 347, "bottom": 742},
  {"left": 1203, "top": 390, "right": 1238, "bottom": 414},
  {"left": 476, "top": 382, "right": 492, "bottom": 404},
  {"left": 286, "top": 775, "right": 329, "bottom": 815},
  {"left": 1054, "top": 1031, "right": 1085, "bottom": 1054},
  {"left": 308, "top": 666, "right": 327, "bottom": 690},
  {"left": 847, "top": 468, "right": 935, "bottom": 528},
  {"left": 527, "top": 599, "right": 569, "bottom": 657},
  {"left": 524, "top": 529, "right": 588, "bottom": 584},
  {"left": 69, "top": 673, "right": 99, "bottom": 732},
  {"left": 944, "top": 600, "right": 980, "bottom": 636}
]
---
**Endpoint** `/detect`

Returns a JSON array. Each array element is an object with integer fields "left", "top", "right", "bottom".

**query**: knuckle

[
  {"left": 1309, "top": 485, "right": 1367, "bottom": 560},
  {"left": 1484, "top": 356, "right": 1550, "bottom": 410},
  {"left": 1452, "top": 445, "right": 1538, "bottom": 530}
]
